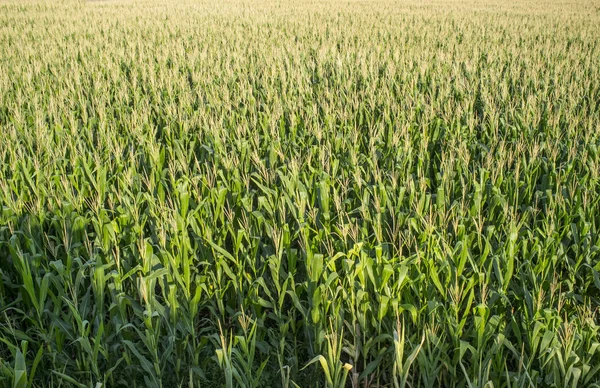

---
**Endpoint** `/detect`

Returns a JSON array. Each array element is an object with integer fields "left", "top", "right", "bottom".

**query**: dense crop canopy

[{"left": 1, "top": 0, "right": 600, "bottom": 386}]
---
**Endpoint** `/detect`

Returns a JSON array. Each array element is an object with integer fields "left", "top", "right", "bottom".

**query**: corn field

[{"left": 1, "top": 0, "right": 600, "bottom": 386}]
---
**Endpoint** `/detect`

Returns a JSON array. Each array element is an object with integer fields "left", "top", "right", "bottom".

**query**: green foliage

[{"left": 1, "top": 0, "right": 600, "bottom": 386}]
